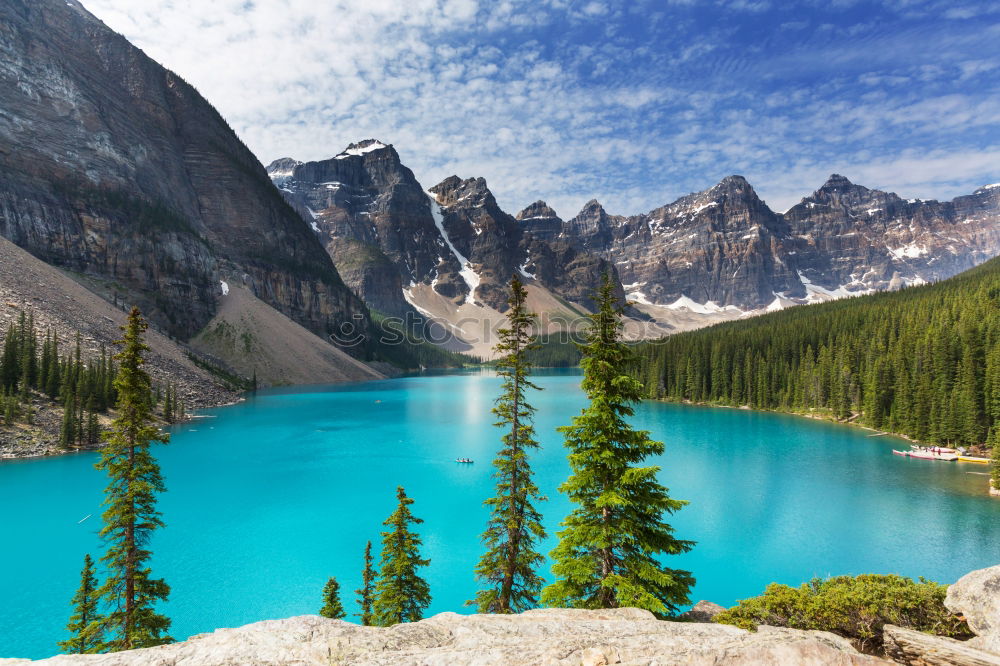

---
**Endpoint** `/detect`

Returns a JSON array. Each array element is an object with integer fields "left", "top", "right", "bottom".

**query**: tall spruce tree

[
  {"left": 372, "top": 486, "right": 431, "bottom": 626},
  {"left": 355, "top": 540, "right": 376, "bottom": 626},
  {"left": 58, "top": 554, "right": 105, "bottom": 654},
  {"left": 95, "top": 307, "right": 172, "bottom": 650},
  {"left": 541, "top": 273, "right": 695, "bottom": 616},
  {"left": 162, "top": 385, "right": 173, "bottom": 424},
  {"left": 470, "top": 276, "right": 547, "bottom": 613},
  {"left": 319, "top": 577, "right": 346, "bottom": 619}
]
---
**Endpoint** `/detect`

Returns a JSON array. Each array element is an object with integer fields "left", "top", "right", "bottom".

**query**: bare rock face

[
  {"left": 0, "top": 0, "right": 369, "bottom": 345},
  {"left": 533, "top": 175, "right": 1000, "bottom": 313},
  {"left": 882, "top": 624, "right": 1000, "bottom": 666},
  {"left": 549, "top": 176, "right": 801, "bottom": 309},
  {"left": 946, "top": 564, "right": 1000, "bottom": 656},
  {"left": 428, "top": 175, "right": 526, "bottom": 311},
  {"left": 8, "top": 608, "right": 888, "bottom": 665},
  {"left": 269, "top": 153, "right": 619, "bottom": 317},
  {"left": 516, "top": 200, "right": 563, "bottom": 241},
  {"left": 885, "top": 563, "right": 1000, "bottom": 665},
  {"left": 784, "top": 176, "right": 1000, "bottom": 299}
]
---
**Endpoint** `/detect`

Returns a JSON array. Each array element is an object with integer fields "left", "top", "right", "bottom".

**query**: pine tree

[
  {"left": 46, "top": 337, "right": 61, "bottom": 399},
  {"left": 355, "top": 540, "right": 376, "bottom": 626},
  {"left": 58, "top": 553, "right": 105, "bottom": 654},
  {"left": 1, "top": 323, "right": 18, "bottom": 390},
  {"left": 541, "top": 273, "right": 695, "bottom": 616},
  {"left": 3, "top": 389, "right": 15, "bottom": 425},
  {"left": 372, "top": 486, "right": 431, "bottom": 626},
  {"left": 162, "top": 385, "right": 173, "bottom": 424},
  {"left": 60, "top": 392, "right": 76, "bottom": 449},
  {"left": 471, "top": 276, "right": 546, "bottom": 613},
  {"left": 319, "top": 577, "right": 347, "bottom": 619},
  {"left": 95, "top": 307, "right": 172, "bottom": 651}
]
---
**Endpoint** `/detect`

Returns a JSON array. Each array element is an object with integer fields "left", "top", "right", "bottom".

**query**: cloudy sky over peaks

[{"left": 85, "top": 0, "right": 999, "bottom": 217}]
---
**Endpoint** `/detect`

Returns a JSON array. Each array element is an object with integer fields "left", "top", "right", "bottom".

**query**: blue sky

[{"left": 86, "top": 0, "right": 999, "bottom": 217}]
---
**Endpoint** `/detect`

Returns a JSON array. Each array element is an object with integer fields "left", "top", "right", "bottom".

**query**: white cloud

[{"left": 81, "top": 0, "right": 999, "bottom": 219}]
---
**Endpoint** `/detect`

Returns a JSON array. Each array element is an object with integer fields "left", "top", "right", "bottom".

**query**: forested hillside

[{"left": 634, "top": 257, "right": 1000, "bottom": 449}]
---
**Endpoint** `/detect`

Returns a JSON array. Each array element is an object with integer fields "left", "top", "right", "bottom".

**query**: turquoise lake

[{"left": 3, "top": 368, "right": 1000, "bottom": 658}]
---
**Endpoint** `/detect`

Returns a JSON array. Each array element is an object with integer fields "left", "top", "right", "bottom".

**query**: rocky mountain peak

[
  {"left": 795, "top": 174, "right": 904, "bottom": 213},
  {"left": 713, "top": 174, "right": 752, "bottom": 191},
  {"left": 265, "top": 157, "right": 302, "bottom": 184},
  {"left": 429, "top": 176, "right": 494, "bottom": 209},
  {"left": 516, "top": 200, "right": 560, "bottom": 221},
  {"left": 820, "top": 173, "right": 855, "bottom": 191},
  {"left": 702, "top": 175, "right": 767, "bottom": 207},
  {"left": 334, "top": 139, "right": 393, "bottom": 160},
  {"left": 581, "top": 198, "right": 605, "bottom": 213}
]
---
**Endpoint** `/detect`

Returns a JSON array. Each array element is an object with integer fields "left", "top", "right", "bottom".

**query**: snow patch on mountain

[
  {"left": 428, "top": 194, "right": 480, "bottom": 305},
  {"left": 627, "top": 290, "right": 654, "bottom": 306},
  {"left": 888, "top": 243, "right": 928, "bottom": 259},
  {"left": 335, "top": 141, "right": 388, "bottom": 159},
  {"left": 305, "top": 208, "right": 321, "bottom": 233},
  {"left": 797, "top": 271, "right": 873, "bottom": 303},
  {"left": 666, "top": 295, "right": 741, "bottom": 314}
]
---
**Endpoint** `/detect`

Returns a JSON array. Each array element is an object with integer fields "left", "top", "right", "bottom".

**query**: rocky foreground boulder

[
  {"left": 883, "top": 564, "right": 1000, "bottom": 665},
  {"left": 2, "top": 608, "right": 886, "bottom": 665},
  {"left": 9, "top": 565, "right": 1000, "bottom": 664},
  {"left": 945, "top": 564, "right": 1000, "bottom": 658}
]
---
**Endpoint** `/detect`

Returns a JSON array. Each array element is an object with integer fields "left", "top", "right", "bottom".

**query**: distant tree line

[{"left": 632, "top": 257, "right": 1000, "bottom": 452}]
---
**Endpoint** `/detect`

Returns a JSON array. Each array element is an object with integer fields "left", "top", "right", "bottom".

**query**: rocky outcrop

[
  {"left": 4, "top": 608, "right": 887, "bottom": 665},
  {"left": 883, "top": 564, "right": 1000, "bottom": 665},
  {"left": 946, "top": 565, "right": 1000, "bottom": 656},
  {"left": 680, "top": 600, "right": 727, "bottom": 623},
  {"left": 882, "top": 625, "right": 1000, "bottom": 666},
  {"left": 516, "top": 200, "right": 563, "bottom": 241},
  {"left": 0, "top": 0, "right": 369, "bottom": 346}
]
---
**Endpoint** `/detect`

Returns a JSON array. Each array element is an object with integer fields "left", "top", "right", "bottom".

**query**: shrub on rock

[{"left": 714, "top": 574, "right": 972, "bottom": 653}]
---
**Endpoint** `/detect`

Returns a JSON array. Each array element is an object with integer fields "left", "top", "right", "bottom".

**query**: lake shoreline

[
  {"left": 652, "top": 397, "right": 997, "bottom": 494},
  {"left": 0, "top": 393, "right": 246, "bottom": 463}
]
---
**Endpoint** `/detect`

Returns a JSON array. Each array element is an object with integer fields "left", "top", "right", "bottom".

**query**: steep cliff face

[
  {"left": 267, "top": 141, "right": 443, "bottom": 316},
  {"left": 0, "top": 0, "right": 368, "bottom": 345},
  {"left": 427, "top": 175, "right": 525, "bottom": 310},
  {"left": 551, "top": 176, "right": 800, "bottom": 309},
  {"left": 269, "top": 147, "right": 618, "bottom": 331},
  {"left": 538, "top": 175, "right": 1000, "bottom": 314},
  {"left": 785, "top": 175, "right": 1000, "bottom": 296}
]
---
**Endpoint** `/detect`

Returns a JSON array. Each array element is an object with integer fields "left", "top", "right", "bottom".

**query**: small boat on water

[
  {"left": 893, "top": 448, "right": 958, "bottom": 461},
  {"left": 957, "top": 455, "right": 990, "bottom": 464},
  {"left": 455, "top": 458, "right": 474, "bottom": 464}
]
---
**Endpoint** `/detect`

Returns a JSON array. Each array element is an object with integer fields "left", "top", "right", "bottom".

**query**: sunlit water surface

[{"left": 3, "top": 369, "right": 999, "bottom": 658}]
